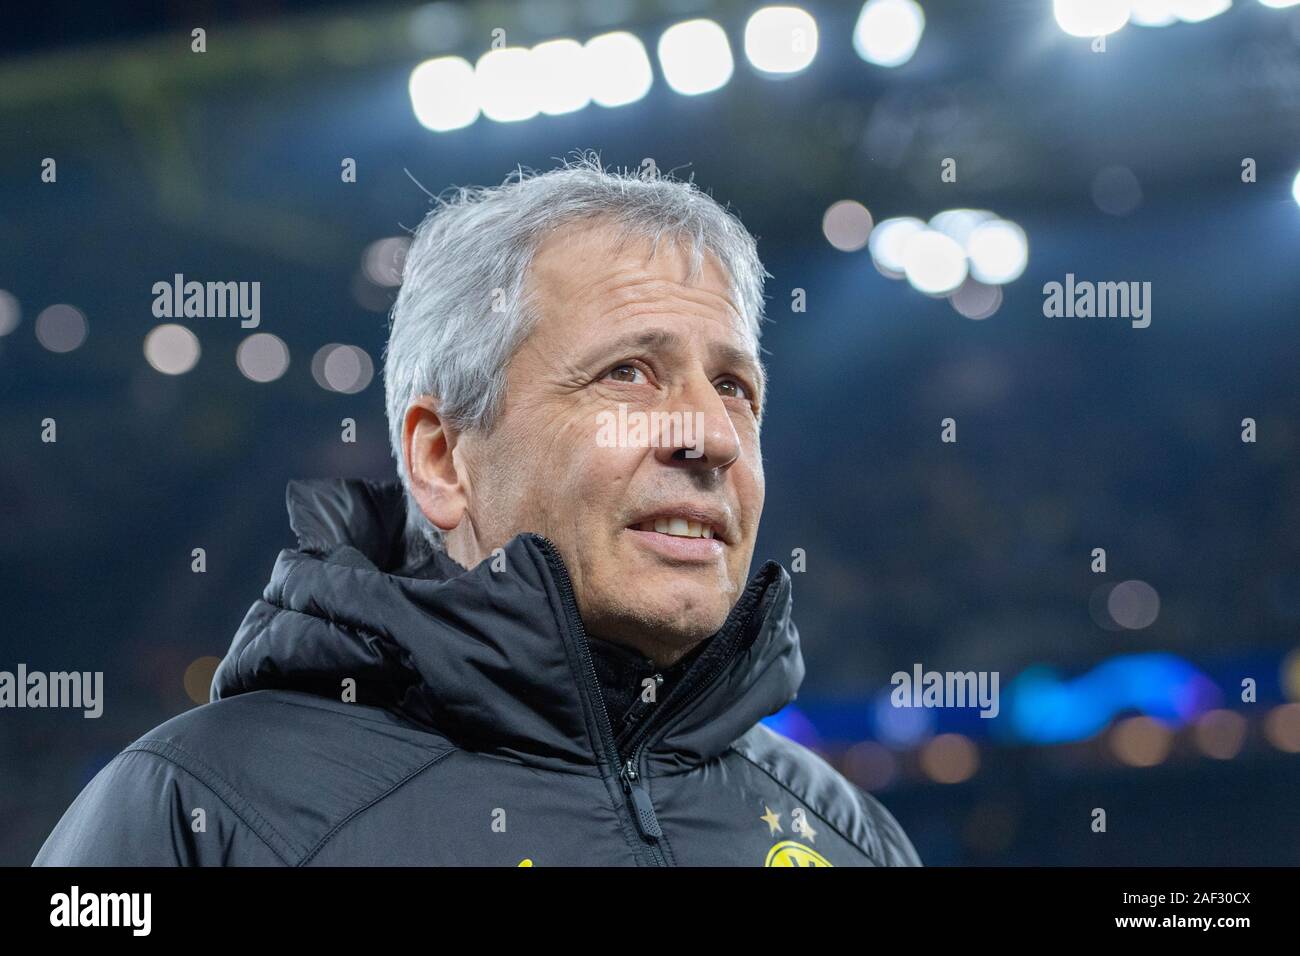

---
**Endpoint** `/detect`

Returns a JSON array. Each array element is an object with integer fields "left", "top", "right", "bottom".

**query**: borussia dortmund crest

[{"left": 764, "top": 840, "right": 833, "bottom": 867}]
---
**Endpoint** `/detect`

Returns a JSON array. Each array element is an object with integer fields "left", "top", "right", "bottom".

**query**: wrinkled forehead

[{"left": 524, "top": 216, "right": 756, "bottom": 350}]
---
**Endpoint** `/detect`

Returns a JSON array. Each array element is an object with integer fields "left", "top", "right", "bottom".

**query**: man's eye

[
  {"left": 606, "top": 364, "right": 645, "bottom": 384},
  {"left": 716, "top": 378, "right": 749, "bottom": 400}
]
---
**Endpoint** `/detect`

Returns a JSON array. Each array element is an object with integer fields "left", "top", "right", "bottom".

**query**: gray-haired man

[{"left": 36, "top": 156, "right": 920, "bottom": 867}]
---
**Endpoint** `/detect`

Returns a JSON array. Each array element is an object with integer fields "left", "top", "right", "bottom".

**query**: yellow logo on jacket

[{"left": 764, "top": 840, "right": 832, "bottom": 867}]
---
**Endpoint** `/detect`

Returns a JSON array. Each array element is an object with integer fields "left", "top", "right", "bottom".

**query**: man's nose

[{"left": 652, "top": 375, "right": 741, "bottom": 470}]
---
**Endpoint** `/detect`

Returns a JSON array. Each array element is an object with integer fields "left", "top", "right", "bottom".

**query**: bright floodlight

[
  {"left": 928, "top": 208, "right": 995, "bottom": 246},
  {"left": 585, "top": 32, "right": 653, "bottom": 107},
  {"left": 966, "top": 219, "right": 1028, "bottom": 285},
  {"left": 902, "top": 229, "right": 967, "bottom": 295},
  {"left": 1130, "top": 0, "right": 1179, "bottom": 25},
  {"left": 658, "top": 19, "right": 734, "bottom": 95},
  {"left": 532, "top": 39, "right": 591, "bottom": 115},
  {"left": 853, "top": 0, "right": 925, "bottom": 68},
  {"left": 1259, "top": 0, "right": 1300, "bottom": 8},
  {"left": 1174, "top": 0, "right": 1232, "bottom": 21},
  {"left": 744, "top": 6, "right": 819, "bottom": 75},
  {"left": 868, "top": 216, "right": 925, "bottom": 276},
  {"left": 1053, "top": 0, "right": 1130, "bottom": 36},
  {"left": 409, "top": 56, "right": 478, "bottom": 131},
  {"left": 475, "top": 47, "right": 539, "bottom": 122},
  {"left": 1292, "top": 169, "right": 1300, "bottom": 207}
]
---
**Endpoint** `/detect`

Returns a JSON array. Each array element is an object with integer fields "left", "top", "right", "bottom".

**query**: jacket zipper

[
  {"left": 534, "top": 535, "right": 773, "bottom": 864},
  {"left": 615, "top": 589, "right": 766, "bottom": 831},
  {"left": 533, "top": 536, "right": 669, "bottom": 865},
  {"left": 616, "top": 674, "right": 663, "bottom": 738}
]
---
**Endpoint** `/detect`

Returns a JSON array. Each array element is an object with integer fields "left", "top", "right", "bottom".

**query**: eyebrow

[{"left": 581, "top": 327, "right": 768, "bottom": 406}]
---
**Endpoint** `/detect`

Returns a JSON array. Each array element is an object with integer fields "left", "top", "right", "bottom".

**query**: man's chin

[{"left": 613, "top": 571, "right": 733, "bottom": 637}]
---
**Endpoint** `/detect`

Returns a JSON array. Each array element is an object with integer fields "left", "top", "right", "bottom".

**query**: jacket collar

[{"left": 213, "top": 478, "right": 804, "bottom": 775}]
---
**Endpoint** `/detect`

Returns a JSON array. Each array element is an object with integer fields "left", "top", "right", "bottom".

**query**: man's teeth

[{"left": 638, "top": 518, "right": 716, "bottom": 539}]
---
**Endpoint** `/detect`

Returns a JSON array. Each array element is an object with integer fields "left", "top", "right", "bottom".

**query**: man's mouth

[
  {"left": 624, "top": 508, "right": 730, "bottom": 563},
  {"left": 632, "top": 518, "right": 717, "bottom": 540}
]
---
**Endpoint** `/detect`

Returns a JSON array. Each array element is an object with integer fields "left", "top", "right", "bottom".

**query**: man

[{"left": 36, "top": 156, "right": 920, "bottom": 866}]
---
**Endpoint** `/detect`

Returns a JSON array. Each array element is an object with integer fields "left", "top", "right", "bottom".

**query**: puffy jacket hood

[{"left": 213, "top": 478, "right": 806, "bottom": 775}]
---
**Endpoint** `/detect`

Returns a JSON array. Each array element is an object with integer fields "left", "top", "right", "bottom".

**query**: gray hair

[{"left": 382, "top": 151, "right": 769, "bottom": 557}]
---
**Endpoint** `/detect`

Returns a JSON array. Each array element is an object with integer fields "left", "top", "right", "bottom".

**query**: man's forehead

[{"left": 527, "top": 218, "right": 744, "bottom": 322}]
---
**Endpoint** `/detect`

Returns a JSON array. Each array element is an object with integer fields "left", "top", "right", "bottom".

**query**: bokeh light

[
  {"left": 1092, "top": 165, "right": 1143, "bottom": 216},
  {"left": 658, "top": 19, "right": 734, "bottom": 96},
  {"left": 1107, "top": 579, "right": 1161, "bottom": 630},
  {"left": 362, "top": 237, "right": 411, "bottom": 288},
  {"left": 143, "top": 324, "right": 200, "bottom": 375},
  {"left": 585, "top": 32, "right": 653, "bottom": 107},
  {"left": 532, "top": 38, "right": 591, "bottom": 115},
  {"left": 919, "top": 733, "right": 980, "bottom": 783},
  {"left": 852, "top": 0, "right": 926, "bottom": 68},
  {"left": 902, "top": 228, "right": 968, "bottom": 295},
  {"left": 966, "top": 219, "right": 1028, "bottom": 284},
  {"left": 1110, "top": 715, "right": 1174, "bottom": 767},
  {"left": 475, "top": 47, "right": 539, "bottom": 123},
  {"left": 35, "top": 304, "right": 87, "bottom": 353},
  {"left": 822, "top": 199, "right": 874, "bottom": 252},
  {"left": 1193, "top": 709, "right": 1247, "bottom": 759},
  {"left": 744, "top": 6, "right": 819, "bottom": 75},
  {"left": 1174, "top": 0, "right": 1232, "bottom": 23},
  {"left": 1264, "top": 702, "right": 1300, "bottom": 752},
  {"left": 236, "top": 333, "right": 290, "bottom": 383},
  {"left": 874, "top": 690, "right": 936, "bottom": 747},
  {"left": 1053, "top": 0, "right": 1130, "bottom": 37},
  {"left": 312, "top": 343, "right": 375, "bottom": 394},
  {"left": 409, "top": 55, "right": 479, "bottom": 131},
  {"left": 949, "top": 277, "right": 1003, "bottom": 319},
  {"left": 0, "top": 289, "right": 20, "bottom": 336},
  {"left": 929, "top": 208, "right": 995, "bottom": 246},
  {"left": 1281, "top": 647, "right": 1300, "bottom": 701},
  {"left": 1131, "top": 0, "right": 1179, "bottom": 26},
  {"left": 868, "top": 216, "right": 925, "bottom": 277},
  {"left": 183, "top": 656, "right": 223, "bottom": 705}
]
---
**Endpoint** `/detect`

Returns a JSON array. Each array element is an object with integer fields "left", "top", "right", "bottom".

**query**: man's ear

[{"left": 403, "top": 397, "right": 469, "bottom": 534}]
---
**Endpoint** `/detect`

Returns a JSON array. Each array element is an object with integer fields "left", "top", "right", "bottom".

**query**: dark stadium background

[{"left": 3, "top": 0, "right": 1299, "bottom": 866}]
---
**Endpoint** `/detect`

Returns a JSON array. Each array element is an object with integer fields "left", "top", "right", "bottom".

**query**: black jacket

[{"left": 35, "top": 478, "right": 920, "bottom": 866}]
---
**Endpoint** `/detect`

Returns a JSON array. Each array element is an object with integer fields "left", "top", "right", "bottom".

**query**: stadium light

[
  {"left": 902, "top": 229, "right": 967, "bottom": 295},
  {"left": 1052, "top": 0, "right": 1130, "bottom": 36},
  {"left": 475, "top": 47, "right": 539, "bottom": 123},
  {"left": 658, "top": 19, "right": 734, "bottom": 96},
  {"left": 532, "top": 39, "right": 591, "bottom": 115},
  {"left": 744, "top": 6, "right": 819, "bottom": 75},
  {"left": 585, "top": 32, "right": 653, "bottom": 107},
  {"left": 868, "top": 216, "right": 925, "bottom": 277},
  {"left": 852, "top": 0, "right": 926, "bottom": 68},
  {"left": 409, "top": 56, "right": 479, "bottom": 131},
  {"left": 1130, "top": 0, "right": 1179, "bottom": 25},
  {"left": 966, "top": 220, "right": 1029, "bottom": 285},
  {"left": 1174, "top": 0, "right": 1232, "bottom": 21}
]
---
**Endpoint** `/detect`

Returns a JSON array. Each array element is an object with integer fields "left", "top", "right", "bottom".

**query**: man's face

[{"left": 453, "top": 219, "right": 766, "bottom": 662}]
